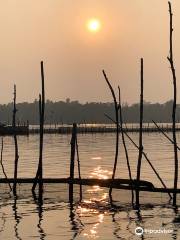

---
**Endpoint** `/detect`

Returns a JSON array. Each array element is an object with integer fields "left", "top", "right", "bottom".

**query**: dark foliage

[{"left": 0, "top": 99, "right": 179, "bottom": 125}]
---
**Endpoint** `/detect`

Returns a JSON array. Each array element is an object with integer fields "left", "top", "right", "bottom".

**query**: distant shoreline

[{"left": 0, "top": 100, "right": 179, "bottom": 125}]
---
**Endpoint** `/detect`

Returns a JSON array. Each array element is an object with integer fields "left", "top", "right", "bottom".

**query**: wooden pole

[
  {"left": 118, "top": 86, "right": 134, "bottom": 204},
  {"left": 102, "top": 70, "right": 119, "bottom": 197},
  {"left": 13, "top": 85, "right": 19, "bottom": 195},
  {"left": 39, "top": 61, "right": 45, "bottom": 187},
  {"left": 69, "top": 123, "right": 77, "bottom": 203},
  {"left": 167, "top": 2, "right": 178, "bottom": 206},
  {"left": 136, "top": 58, "right": 144, "bottom": 206},
  {"left": 104, "top": 113, "right": 172, "bottom": 199},
  {"left": 32, "top": 61, "right": 45, "bottom": 192},
  {"left": 75, "top": 135, "right": 82, "bottom": 201},
  {"left": 152, "top": 120, "right": 180, "bottom": 150}
]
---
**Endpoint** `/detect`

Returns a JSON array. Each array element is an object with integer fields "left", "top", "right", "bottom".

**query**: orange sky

[{"left": 0, "top": 0, "right": 180, "bottom": 104}]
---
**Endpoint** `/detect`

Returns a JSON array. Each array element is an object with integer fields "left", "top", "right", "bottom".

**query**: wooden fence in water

[{"left": 28, "top": 124, "right": 180, "bottom": 134}]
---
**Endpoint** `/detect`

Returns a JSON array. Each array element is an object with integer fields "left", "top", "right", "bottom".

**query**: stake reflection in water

[
  {"left": 12, "top": 197, "right": 22, "bottom": 240},
  {"left": 33, "top": 191, "right": 46, "bottom": 240}
]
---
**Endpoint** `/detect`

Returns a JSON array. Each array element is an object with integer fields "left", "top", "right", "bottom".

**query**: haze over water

[{"left": 1, "top": 0, "right": 180, "bottom": 105}]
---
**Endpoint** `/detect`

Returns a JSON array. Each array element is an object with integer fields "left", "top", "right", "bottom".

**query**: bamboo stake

[
  {"left": 167, "top": 1, "right": 178, "bottom": 206},
  {"left": 13, "top": 85, "right": 19, "bottom": 195},
  {"left": 39, "top": 94, "right": 43, "bottom": 193},
  {"left": 69, "top": 123, "right": 77, "bottom": 203},
  {"left": 32, "top": 95, "right": 42, "bottom": 191},
  {"left": 0, "top": 138, "right": 12, "bottom": 191},
  {"left": 32, "top": 61, "right": 45, "bottom": 192},
  {"left": 118, "top": 86, "right": 134, "bottom": 204},
  {"left": 152, "top": 120, "right": 180, "bottom": 150},
  {"left": 136, "top": 58, "right": 144, "bottom": 206},
  {"left": 102, "top": 70, "right": 120, "bottom": 197},
  {"left": 104, "top": 114, "right": 172, "bottom": 199},
  {"left": 39, "top": 61, "right": 45, "bottom": 188},
  {"left": 76, "top": 135, "right": 82, "bottom": 201}
]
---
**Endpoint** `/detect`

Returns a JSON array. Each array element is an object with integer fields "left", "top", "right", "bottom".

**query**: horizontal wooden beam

[{"left": 1, "top": 178, "right": 180, "bottom": 193}]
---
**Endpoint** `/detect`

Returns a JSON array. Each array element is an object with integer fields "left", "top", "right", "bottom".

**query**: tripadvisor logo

[
  {"left": 135, "top": 226, "right": 173, "bottom": 236},
  {"left": 135, "top": 227, "right": 144, "bottom": 236}
]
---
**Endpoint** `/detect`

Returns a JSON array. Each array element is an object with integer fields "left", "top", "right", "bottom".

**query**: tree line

[{"left": 0, "top": 99, "right": 180, "bottom": 125}]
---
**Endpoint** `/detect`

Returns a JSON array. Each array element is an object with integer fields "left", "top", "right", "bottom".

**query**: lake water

[{"left": 0, "top": 132, "right": 180, "bottom": 239}]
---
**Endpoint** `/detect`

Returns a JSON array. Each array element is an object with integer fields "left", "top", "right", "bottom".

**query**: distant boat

[{"left": 0, "top": 123, "right": 29, "bottom": 135}]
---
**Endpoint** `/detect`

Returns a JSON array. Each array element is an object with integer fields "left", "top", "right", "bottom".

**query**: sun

[{"left": 87, "top": 18, "right": 101, "bottom": 33}]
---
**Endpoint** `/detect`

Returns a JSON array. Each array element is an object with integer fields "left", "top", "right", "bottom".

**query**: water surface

[{"left": 0, "top": 132, "right": 180, "bottom": 239}]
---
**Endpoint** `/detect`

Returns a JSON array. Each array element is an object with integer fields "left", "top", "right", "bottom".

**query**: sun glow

[{"left": 87, "top": 18, "right": 101, "bottom": 33}]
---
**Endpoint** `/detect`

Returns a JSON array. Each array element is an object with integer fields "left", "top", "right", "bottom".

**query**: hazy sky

[{"left": 0, "top": 0, "right": 180, "bottom": 104}]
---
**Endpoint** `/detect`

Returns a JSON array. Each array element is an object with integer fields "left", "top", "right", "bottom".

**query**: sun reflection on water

[
  {"left": 87, "top": 185, "right": 103, "bottom": 192},
  {"left": 91, "top": 157, "right": 102, "bottom": 160},
  {"left": 89, "top": 166, "right": 112, "bottom": 179},
  {"left": 75, "top": 166, "right": 112, "bottom": 238},
  {"left": 82, "top": 213, "right": 105, "bottom": 239}
]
